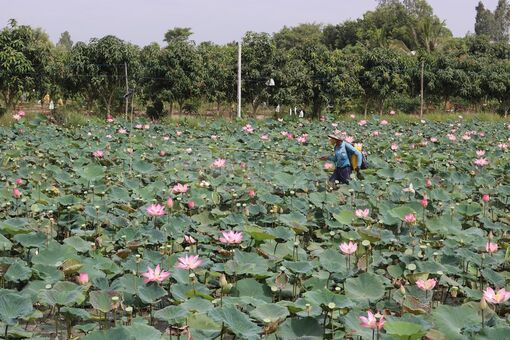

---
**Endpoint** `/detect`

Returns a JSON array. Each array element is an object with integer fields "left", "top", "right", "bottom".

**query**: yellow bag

[{"left": 351, "top": 143, "right": 363, "bottom": 170}]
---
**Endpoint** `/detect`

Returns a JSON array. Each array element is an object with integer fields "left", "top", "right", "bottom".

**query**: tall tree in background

[
  {"left": 164, "top": 27, "right": 193, "bottom": 44},
  {"left": 273, "top": 23, "right": 323, "bottom": 50},
  {"left": 57, "top": 31, "right": 73, "bottom": 50},
  {"left": 494, "top": 0, "right": 510, "bottom": 41},
  {"left": 475, "top": 2, "right": 497, "bottom": 38}
]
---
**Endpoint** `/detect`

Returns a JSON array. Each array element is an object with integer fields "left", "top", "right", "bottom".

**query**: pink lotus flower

[
  {"left": 476, "top": 150, "right": 485, "bottom": 157},
  {"left": 143, "top": 124, "right": 150, "bottom": 129},
  {"left": 220, "top": 230, "right": 243, "bottom": 244},
  {"left": 286, "top": 133, "right": 294, "bottom": 140},
  {"left": 482, "top": 194, "right": 490, "bottom": 203},
  {"left": 12, "top": 114, "right": 21, "bottom": 121},
  {"left": 15, "top": 178, "right": 23, "bottom": 186},
  {"left": 248, "top": 189, "right": 256, "bottom": 198},
  {"left": 92, "top": 150, "right": 104, "bottom": 158},
  {"left": 159, "top": 150, "right": 166, "bottom": 157},
  {"left": 447, "top": 134, "right": 456, "bottom": 141},
  {"left": 420, "top": 197, "right": 428, "bottom": 208},
  {"left": 146, "top": 204, "right": 165, "bottom": 217},
  {"left": 142, "top": 264, "right": 171, "bottom": 283},
  {"left": 358, "top": 120, "right": 367, "bottom": 126},
  {"left": 498, "top": 143, "right": 508, "bottom": 150},
  {"left": 391, "top": 143, "right": 398, "bottom": 151},
  {"left": 486, "top": 242, "right": 498, "bottom": 253},
  {"left": 474, "top": 158, "right": 489, "bottom": 167},
  {"left": 187, "top": 200, "right": 195, "bottom": 209},
  {"left": 430, "top": 137, "right": 438, "bottom": 143},
  {"left": 380, "top": 120, "right": 388, "bottom": 126},
  {"left": 166, "top": 197, "right": 174, "bottom": 208},
  {"left": 331, "top": 123, "right": 338, "bottom": 128},
  {"left": 106, "top": 134, "right": 112, "bottom": 139},
  {"left": 425, "top": 178, "right": 432, "bottom": 188},
  {"left": 135, "top": 124, "right": 143, "bottom": 129},
  {"left": 163, "top": 135, "right": 170, "bottom": 141},
  {"left": 359, "top": 311, "right": 384, "bottom": 330},
  {"left": 239, "top": 161, "right": 246, "bottom": 169},
  {"left": 345, "top": 136, "right": 354, "bottom": 143},
  {"left": 118, "top": 128, "right": 127, "bottom": 134},
  {"left": 483, "top": 287, "right": 510, "bottom": 304},
  {"left": 320, "top": 116, "right": 325, "bottom": 121},
  {"left": 76, "top": 272, "right": 89, "bottom": 285},
  {"left": 297, "top": 135, "right": 307, "bottom": 144},
  {"left": 211, "top": 135, "right": 218, "bottom": 140},
  {"left": 173, "top": 183, "right": 188, "bottom": 193},
  {"left": 416, "top": 278, "right": 437, "bottom": 291},
  {"left": 242, "top": 124, "right": 254, "bottom": 133},
  {"left": 324, "top": 163, "right": 334, "bottom": 170},
  {"left": 18, "top": 110, "right": 25, "bottom": 117},
  {"left": 260, "top": 134, "right": 269, "bottom": 141},
  {"left": 184, "top": 235, "right": 197, "bottom": 244},
  {"left": 213, "top": 158, "right": 226, "bottom": 168},
  {"left": 389, "top": 110, "right": 395, "bottom": 115},
  {"left": 281, "top": 131, "right": 288, "bottom": 136},
  {"left": 176, "top": 131, "right": 182, "bottom": 136},
  {"left": 106, "top": 114, "right": 114, "bottom": 123},
  {"left": 355, "top": 209, "right": 369, "bottom": 219},
  {"left": 395, "top": 132, "right": 402, "bottom": 137},
  {"left": 12, "top": 188, "right": 21, "bottom": 199},
  {"left": 175, "top": 254, "right": 203, "bottom": 270},
  {"left": 403, "top": 213, "right": 416, "bottom": 224},
  {"left": 372, "top": 130, "right": 380, "bottom": 137},
  {"left": 350, "top": 114, "right": 356, "bottom": 119},
  {"left": 339, "top": 241, "right": 357, "bottom": 255}
]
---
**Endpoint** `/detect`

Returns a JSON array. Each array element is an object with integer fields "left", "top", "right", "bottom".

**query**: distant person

[{"left": 320, "top": 133, "right": 362, "bottom": 185}]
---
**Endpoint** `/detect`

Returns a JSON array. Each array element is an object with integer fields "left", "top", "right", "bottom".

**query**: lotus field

[{"left": 1, "top": 115, "right": 510, "bottom": 340}]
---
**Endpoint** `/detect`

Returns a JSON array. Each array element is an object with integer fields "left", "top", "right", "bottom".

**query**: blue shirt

[{"left": 328, "top": 142, "right": 362, "bottom": 169}]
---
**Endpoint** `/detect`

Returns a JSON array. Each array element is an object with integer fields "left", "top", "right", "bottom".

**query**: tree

[
  {"left": 65, "top": 35, "right": 140, "bottom": 116},
  {"left": 197, "top": 42, "right": 236, "bottom": 111},
  {"left": 494, "top": 0, "right": 510, "bottom": 41},
  {"left": 323, "top": 21, "right": 362, "bottom": 50},
  {"left": 0, "top": 20, "right": 50, "bottom": 111},
  {"left": 57, "top": 31, "right": 73, "bottom": 50},
  {"left": 273, "top": 23, "right": 324, "bottom": 50},
  {"left": 141, "top": 41, "right": 203, "bottom": 115},
  {"left": 475, "top": 2, "right": 497, "bottom": 37},
  {"left": 164, "top": 27, "right": 193, "bottom": 44},
  {"left": 241, "top": 32, "right": 276, "bottom": 116}
]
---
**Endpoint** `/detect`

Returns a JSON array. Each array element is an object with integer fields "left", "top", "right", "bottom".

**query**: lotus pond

[{"left": 1, "top": 115, "right": 510, "bottom": 339}]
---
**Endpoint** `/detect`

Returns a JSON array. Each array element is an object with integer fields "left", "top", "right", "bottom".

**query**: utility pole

[
  {"left": 420, "top": 60, "right": 424, "bottom": 119},
  {"left": 237, "top": 41, "right": 242, "bottom": 119},
  {"left": 124, "top": 62, "right": 129, "bottom": 119}
]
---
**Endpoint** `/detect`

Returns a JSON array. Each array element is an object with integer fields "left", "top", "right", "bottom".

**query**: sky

[{"left": 1, "top": 0, "right": 501, "bottom": 46}]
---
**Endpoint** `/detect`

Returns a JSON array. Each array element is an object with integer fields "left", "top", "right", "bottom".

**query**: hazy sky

[{"left": 1, "top": 0, "right": 501, "bottom": 46}]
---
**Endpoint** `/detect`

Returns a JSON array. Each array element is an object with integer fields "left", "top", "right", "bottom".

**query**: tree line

[{"left": 1, "top": 0, "right": 509, "bottom": 119}]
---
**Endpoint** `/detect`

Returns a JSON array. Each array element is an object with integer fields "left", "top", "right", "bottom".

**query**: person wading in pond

[{"left": 320, "top": 133, "right": 362, "bottom": 185}]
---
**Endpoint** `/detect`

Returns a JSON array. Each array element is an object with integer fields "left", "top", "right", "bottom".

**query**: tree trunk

[
  {"left": 313, "top": 92, "right": 322, "bottom": 120},
  {"left": 252, "top": 99, "right": 260, "bottom": 117},
  {"left": 364, "top": 99, "right": 369, "bottom": 118},
  {"left": 169, "top": 102, "right": 173, "bottom": 115},
  {"left": 379, "top": 99, "right": 384, "bottom": 115}
]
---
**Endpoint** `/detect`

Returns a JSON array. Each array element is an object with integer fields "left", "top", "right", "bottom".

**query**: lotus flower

[
  {"left": 403, "top": 213, "right": 416, "bottom": 224},
  {"left": 486, "top": 242, "right": 498, "bottom": 253},
  {"left": 118, "top": 128, "right": 127, "bottom": 134},
  {"left": 184, "top": 235, "right": 196, "bottom": 244},
  {"left": 106, "top": 114, "right": 114, "bottom": 123},
  {"left": 331, "top": 123, "right": 338, "bottom": 128},
  {"left": 339, "top": 241, "right": 357, "bottom": 255},
  {"left": 389, "top": 110, "right": 395, "bottom": 115},
  {"left": 420, "top": 197, "right": 428, "bottom": 208},
  {"left": 220, "top": 230, "right": 243, "bottom": 244},
  {"left": 380, "top": 120, "right": 388, "bottom": 126},
  {"left": 324, "top": 163, "right": 334, "bottom": 170},
  {"left": 425, "top": 178, "right": 432, "bottom": 187},
  {"left": 213, "top": 158, "right": 226, "bottom": 168},
  {"left": 498, "top": 143, "right": 508, "bottom": 150},
  {"left": 482, "top": 194, "right": 490, "bottom": 203},
  {"left": 483, "top": 287, "right": 510, "bottom": 304},
  {"left": 142, "top": 264, "right": 170, "bottom": 283},
  {"left": 476, "top": 150, "right": 485, "bottom": 157},
  {"left": 260, "top": 134, "right": 269, "bottom": 141},
  {"left": 403, "top": 183, "right": 415, "bottom": 194},
  {"left": 92, "top": 150, "right": 104, "bottom": 158},
  {"left": 143, "top": 124, "right": 150, "bottom": 129},
  {"left": 358, "top": 120, "right": 367, "bottom": 126},
  {"left": 146, "top": 204, "right": 165, "bottom": 217},
  {"left": 175, "top": 254, "right": 203, "bottom": 270},
  {"left": 447, "top": 134, "right": 457, "bottom": 141},
  {"left": 12, "top": 188, "right": 21, "bottom": 199},
  {"left": 211, "top": 135, "right": 218, "bottom": 140},
  {"left": 18, "top": 110, "right": 25, "bottom": 117},
  {"left": 187, "top": 200, "right": 195, "bottom": 209},
  {"left": 12, "top": 113, "right": 22, "bottom": 121},
  {"left": 135, "top": 124, "right": 143, "bottom": 129},
  {"left": 248, "top": 189, "right": 256, "bottom": 198},
  {"left": 350, "top": 114, "right": 356, "bottom": 119},
  {"left": 345, "top": 136, "right": 354, "bottom": 143},
  {"left": 474, "top": 158, "right": 489, "bottom": 167},
  {"left": 76, "top": 272, "right": 89, "bottom": 285},
  {"left": 430, "top": 137, "right": 438, "bottom": 142},
  {"left": 166, "top": 197, "right": 174, "bottom": 208},
  {"left": 391, "top": 143, "right": 398, "bottom": 151},
  {"left": 359, "top": 310, "right": 384, "bottom": 330},
  {"left": 355, "top": 209, "right": 369, "bottom": 219},
  {"left": 416, "top": 278, "right": 436, "bottom": 291},
  {"left": 176, "top": 131, "right": 182, "bottom": 136},
  {"left": 372, "top": 130, "right": 380, "bottom": 136},
  {"left": 173, "top": 183, "right": 188, "bottom": 193},
  {"left": 15, "top": 178, "right": 23, "bottom": 186},
  {"left": 297, "top": 135, "right": 307, "bottom": 144},
  {"left": 242, "top": 124, "right": 254, "bottom": 133}
]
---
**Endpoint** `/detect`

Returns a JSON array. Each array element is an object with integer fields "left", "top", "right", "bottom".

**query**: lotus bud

[
  {"left": 219, "top": 274, "right": 228, "bottom": 288},
  {"left": 328, "top": 302, "right": 336, "bottom": 310},
  {"left": 451, "top": 286, "right": 458, "bottom": 298},
  {"left": 400, "top": 286, "right": 406, "bottom": 295},
  {"left": 271, "top": 286, "right": 278, "bottom": 293},
  {"left": 480, "top": 297, "right": 488, "bottom": 310},
  {"left": 335, "top": 286, "right": 341, "bottom": 292}
]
